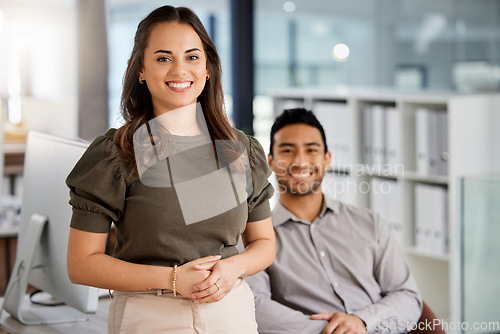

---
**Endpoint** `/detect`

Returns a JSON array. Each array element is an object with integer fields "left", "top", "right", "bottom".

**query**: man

[{"left": 245, "top": 108, "right": 422, "bottom": 334}]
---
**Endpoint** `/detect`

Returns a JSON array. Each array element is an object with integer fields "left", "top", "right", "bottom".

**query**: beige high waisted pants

[{"left": 108, "top": 278, "right": 258, "bottom": 334}]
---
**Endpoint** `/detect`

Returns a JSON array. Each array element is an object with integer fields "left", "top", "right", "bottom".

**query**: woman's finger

[
  {"left": 191, "top": 282, "right": 220, "bottom": 299},
  {"left": 193, "top": 271, "right": 219, "bottom": 292},
  {"left": 189, "top": 255, "right": 221, "bottom": 266},
  {"left": 193, "top": 261, "right": 218, "bottom": 271},
  {"left": 193, "top": 284, "right": 226, "bottom": 304}
]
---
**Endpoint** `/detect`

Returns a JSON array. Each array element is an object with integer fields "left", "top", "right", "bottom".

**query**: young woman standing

[{"left": 66, "top": 6, "right": 274, "bottom": 333}]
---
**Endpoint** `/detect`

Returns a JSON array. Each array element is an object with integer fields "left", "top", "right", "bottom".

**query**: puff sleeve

[
  {"left": 66, "top": 133, "right": 127, "bottom": 233},
  {"left": 246, "top": 135, "right": 274, "bottom": 222}
]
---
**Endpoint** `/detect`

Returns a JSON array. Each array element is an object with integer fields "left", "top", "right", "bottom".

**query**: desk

[
  {"left": 0, "top": 296, "right": 110, "bottom": 334},
  {"left": 0, "top": 227, "right": 18, "bottom": 296},
  {"left": 4, "top": 143, "right": 25, "bottom": 197}
]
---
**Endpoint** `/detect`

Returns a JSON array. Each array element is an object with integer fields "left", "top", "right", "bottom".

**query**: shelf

[
  {"left": 404, "top": 246, "right": 450, "bottom": 262},
  {"left": 403, "top": 172, "right": 448, "bottom": 185}
]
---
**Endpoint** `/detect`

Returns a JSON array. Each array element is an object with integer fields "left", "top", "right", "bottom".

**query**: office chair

[{"left": 411, "top": 301, "right": 446, "bottom": 334}]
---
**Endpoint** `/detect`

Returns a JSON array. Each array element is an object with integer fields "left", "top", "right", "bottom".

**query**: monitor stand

[{"left": 1, "top": 213, "right": 88, "bottom": 325}]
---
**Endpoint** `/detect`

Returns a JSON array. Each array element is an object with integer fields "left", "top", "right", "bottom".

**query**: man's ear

[
  {"left": 324, "top": 151, "right": 332, "bottom": 169},
  {"left": 267, "top": 153, "right": 273, "bottom": 169}
]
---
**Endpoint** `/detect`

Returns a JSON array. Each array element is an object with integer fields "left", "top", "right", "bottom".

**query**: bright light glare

[
  {"left": 332, "top": 43, "right": 350, "bottom": 62},
  {"left": 283, "top": 1, "right": 296, "bottom": 13}
]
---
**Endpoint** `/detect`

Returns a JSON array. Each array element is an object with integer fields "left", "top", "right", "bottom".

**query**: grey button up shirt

[{"left": 245, "top": 195, "right": 422, "bottom": 334}]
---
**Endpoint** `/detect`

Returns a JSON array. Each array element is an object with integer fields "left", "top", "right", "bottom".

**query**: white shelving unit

[{"left": 271, "top": 86, "right": 500, "bottom": 326}]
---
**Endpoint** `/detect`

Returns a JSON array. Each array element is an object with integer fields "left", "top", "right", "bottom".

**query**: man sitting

[{"left": 246, "top": 108, "right": 422, "bottom": 334}]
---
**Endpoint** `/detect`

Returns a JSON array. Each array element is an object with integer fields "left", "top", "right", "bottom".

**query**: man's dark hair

[{"left": 269, "top": 108, "right": 328, "bottom": 155}]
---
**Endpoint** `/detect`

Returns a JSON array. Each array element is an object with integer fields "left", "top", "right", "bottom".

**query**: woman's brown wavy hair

[{"left": 114, "top": 5, "right": 235, "bottom": 171}]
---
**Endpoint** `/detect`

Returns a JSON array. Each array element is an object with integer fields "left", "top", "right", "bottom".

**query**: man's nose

[{"left": 292, "top": 152, "right": 309, "bottom": 167}]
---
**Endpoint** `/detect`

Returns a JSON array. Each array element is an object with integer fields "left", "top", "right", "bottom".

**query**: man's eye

[
  {"left": 281, "top": 149, "right": 292, "bottom": 154},
  {"left": 308, "top": 149, "right": 318, "bottom": 153}
]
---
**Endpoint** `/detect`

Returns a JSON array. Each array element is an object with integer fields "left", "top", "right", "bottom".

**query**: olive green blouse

[{"left": 66, "top": 128, "right": 273, "bottom": 267}]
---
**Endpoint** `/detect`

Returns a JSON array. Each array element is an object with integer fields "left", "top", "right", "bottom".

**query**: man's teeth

[
  {"left": 168, "top": 82, "right": 191, "bottom": 89},
  {"left": 291, "top": 171, "right": 312, "bottom": 178}
]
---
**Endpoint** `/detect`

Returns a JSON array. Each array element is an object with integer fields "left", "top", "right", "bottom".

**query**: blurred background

[{"left": 1, "top": 0, "right": 500, "bottom": 142}]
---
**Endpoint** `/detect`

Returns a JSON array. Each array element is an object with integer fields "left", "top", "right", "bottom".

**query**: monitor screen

[{"left": 2, "top": 131, "right": 98, "bottom": 325}]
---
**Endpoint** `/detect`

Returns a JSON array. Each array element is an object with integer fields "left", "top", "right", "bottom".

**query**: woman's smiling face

[{"left": 140, "top": 22, "right": 208, "bottom": 116}]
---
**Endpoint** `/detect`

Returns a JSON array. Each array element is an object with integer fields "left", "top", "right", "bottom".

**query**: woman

[{"left": 66, "top": 5, "right": 275, "bottom": 333}]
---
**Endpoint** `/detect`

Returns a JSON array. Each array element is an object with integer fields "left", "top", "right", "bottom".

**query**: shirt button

[
  {"left": 333, "top": 282, "right": 338, "bottom": 288},
  {"left": 319, "top": 251, "right": 326, "bottom": 257}
]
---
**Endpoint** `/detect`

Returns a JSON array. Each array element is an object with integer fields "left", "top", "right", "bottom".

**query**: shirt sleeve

[
  {"left": 65, "top": 134, "right": 127, "bottom": 233},
  {"left": 246, "top": 135, "right": 274, "bottom": 222},
  {"left": 352, "top": 213, "right": 423, "bottom": 333},
  {"left": 245, "top": 270, "right": 328, "bottom": 334}
]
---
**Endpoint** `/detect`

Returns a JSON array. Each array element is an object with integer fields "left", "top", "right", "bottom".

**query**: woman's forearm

[
  {"left": 67, "top": 228, "right": 220, "bottom": 293},
  {"left": 67, "top": 228, "right": 173, "bottom": 291},
  {"left": 68, "top": 252, "right": 173, "bottom": 291},
  {"left": 225, "top": 237, "right": 275, "bottom": 278},
  {"left": 232, "top": 216, "right": 276, "bottom": 277}
]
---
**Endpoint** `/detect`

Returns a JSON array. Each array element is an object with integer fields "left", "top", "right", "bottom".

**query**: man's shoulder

[
  {"left": 333, "top": 198, "right": 374, "bottom": 218},
  {"left": 271, "top": 195, "right": 381, "bottom": 229}
]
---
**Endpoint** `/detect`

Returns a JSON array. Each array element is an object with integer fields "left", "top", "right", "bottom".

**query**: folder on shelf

[
  {"left": 438, "top": 111, "right": 449, "bottom": 176},
  {"left": 387, "top": 180, "right": 404, "bottom": 245},
  {"left": 371, "top": 105, "right": 386, "bottom": 171},
  {"left": 416, "top": 108, "right": 448, "bottom": 177},
  {"left": 362, "top": 105, "right": 373, "bottom": 166},
  {"left": 416, "top": 108, "right": 430, "bottom": 176},
  {"left": 428, "top": 110, "right": 440, "bottom": 176},
  {"left": 415, "top": 183, "right": 448, "bottom": 254},
  {"left": 313, "top": 101, "right": 351, "bottom": 169},
  {"left": 384, "top": 106, "right": 401, "bottom": 175},
  {"left": 430, "top": 185, "right": 448, "bottom": 255},
  {"left": 370, "top": 178, "right": 404, "bottom": 246},
  {"left": 415, "top": 183, "right": 432, "bottom": 251}
]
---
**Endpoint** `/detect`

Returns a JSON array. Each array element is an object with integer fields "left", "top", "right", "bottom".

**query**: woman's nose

[{"left": 170, "top": 60, "right": 187, "bottom": 76}]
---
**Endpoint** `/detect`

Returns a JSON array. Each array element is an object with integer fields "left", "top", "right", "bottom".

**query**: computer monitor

[{"left": 1, "top": 131, "right": 98, "bottom": 325}]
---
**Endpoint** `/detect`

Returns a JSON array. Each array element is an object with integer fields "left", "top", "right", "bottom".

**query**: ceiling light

[
  {"left": 332, "top": 43, "right": 350, "bottom": 62},
  {"left": 283, "top": 1, "right": 296, "bottom": 13}
]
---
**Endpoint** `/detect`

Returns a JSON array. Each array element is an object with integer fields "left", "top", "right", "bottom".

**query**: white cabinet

[{"left": 271, "top": 87, "right": 500, "bottom": 325}]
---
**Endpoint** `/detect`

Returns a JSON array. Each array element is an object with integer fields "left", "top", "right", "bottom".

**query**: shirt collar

[{"left": 272, "top": 194, "right": 341, "bottom": 227}]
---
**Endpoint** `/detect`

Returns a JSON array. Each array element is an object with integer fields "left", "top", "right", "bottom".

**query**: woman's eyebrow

[{"left": 153, "top": 48, "right": 201, "bottom": 54}]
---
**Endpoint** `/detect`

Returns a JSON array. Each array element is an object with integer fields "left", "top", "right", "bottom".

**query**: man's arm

[
  {"left": 352, "top": 214, "right": 423, "bottom": 333},
  {"left": 245, "top": 270, "right": 327, "bottom": 334}
]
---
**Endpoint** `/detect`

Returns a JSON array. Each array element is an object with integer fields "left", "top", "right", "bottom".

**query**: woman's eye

[
  {"left": 187, "top": 55, "right": 199, "bottom": 60},
  {"left": 157, "top": 57, "right": 171, "bottom": 62}
]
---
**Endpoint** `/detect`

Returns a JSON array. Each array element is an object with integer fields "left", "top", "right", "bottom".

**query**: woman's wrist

[
  {"left": 223, "top": 255, "right": 247, "bottom": 278},
  {"left": 158, "top": 266, "right": 174, "bottom": 290}
]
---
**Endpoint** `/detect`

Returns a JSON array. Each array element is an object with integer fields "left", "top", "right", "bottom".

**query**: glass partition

[{"left": 461, "top": 175, "right": 500, "bottom": 334}]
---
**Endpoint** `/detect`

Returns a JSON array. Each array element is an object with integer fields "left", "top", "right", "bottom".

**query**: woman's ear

[{"left": 138, "top": 70, "right": 145, "bottom": 84}]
